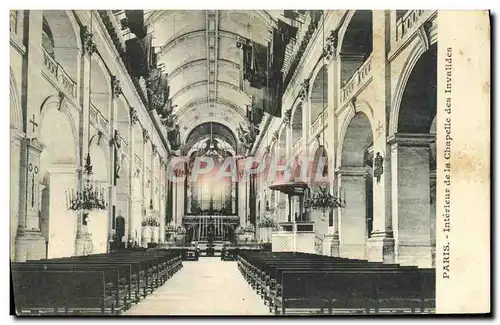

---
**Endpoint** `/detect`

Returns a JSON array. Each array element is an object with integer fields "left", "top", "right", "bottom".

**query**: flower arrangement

[
  {"left": 258, "top": 215, "right": 277, "bottom": 228},
  {"left": 165, "top": 224, "right": 176, "bottom": 233},
  {"left": 241, "top": 224, "right": 255, "bottom": 234}
]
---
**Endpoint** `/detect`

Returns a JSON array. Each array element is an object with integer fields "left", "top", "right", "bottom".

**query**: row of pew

[
  {"left": 11, "top": 248, "right": 183, "bottom": 315},
  {"left": 237, "top": 251, "right": 435, "bottom": 315}
]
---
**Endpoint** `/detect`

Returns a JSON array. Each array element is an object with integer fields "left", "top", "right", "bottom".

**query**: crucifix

[
  {"left": 375, "top": 120, "right": 384, "bottom": 138},
  {"left": 29, "top": 114, "right": 39, "bottom": 133}
]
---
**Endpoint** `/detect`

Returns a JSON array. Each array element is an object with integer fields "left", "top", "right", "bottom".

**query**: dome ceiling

[{"left": 142, "top": 10, "right": 285, "bottom": 152}]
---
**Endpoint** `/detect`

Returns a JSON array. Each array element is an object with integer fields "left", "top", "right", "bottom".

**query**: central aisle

[{"left": 125, "top": 257, "right": 272, "bottom": 316}]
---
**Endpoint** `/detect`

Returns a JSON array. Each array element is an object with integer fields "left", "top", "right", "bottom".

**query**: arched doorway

[
  {"left": 42, "top": 11, "right": 80, "bottom": 87},
  {"left": 338, "top": 111, "right": 374, "bottom": 260},
  {"left": 391, "top": 43, "right": 437, "bottom": 267},
  {"left": 339, "top": 10, "right": 373, "bottom": 87},
  {"left": 310, "top": 66, "right": 328, "bottom": 135}
]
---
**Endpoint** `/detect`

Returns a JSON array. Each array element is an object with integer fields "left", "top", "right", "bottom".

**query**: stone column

[
  {"left": 389, "top": 134, "right": 434, "bottom": 268},
  {"left": 301, "top": 98, "right": 310, "bottom": 155},
  {"left": 45, "top": 165, "right": 79, "bottom": 259},
  {"left": 366, "top": 10, "right": 395, "bottom": 264},
  {"left": 140, "top": 130, "right": 148, "bottom": 246},
  {"left": 238, "top": 177, "right": 247, "bottom": 227},
  {"left": 10, "top": 129, "right": 24, "bottom": 260},
  {"left": 323, "top": 32, "right": 340, "bottom": 256},
  {"left": 337, "top": 166, "right": 370, "bottom": 260},
  {"left": 13, "top": 10, "right": 46, "bottom": 262},
  {"left": 158, "top": 160, "right": 165, "bottom": 243},
  {"left": 15, "top": 138, "right": 47, "bottom": 262}
]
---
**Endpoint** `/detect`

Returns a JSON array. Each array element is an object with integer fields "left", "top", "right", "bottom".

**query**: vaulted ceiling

[{"left": 143, "top": 10, "right": 285, "bottom": 152}]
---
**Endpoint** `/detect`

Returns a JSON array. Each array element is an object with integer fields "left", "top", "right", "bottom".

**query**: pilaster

[
  {"left": 388, "top": 133, "right": 434, "bottom": 268},
  {"left": 336, "top": 166, "right": 370, "bottom": 260}
]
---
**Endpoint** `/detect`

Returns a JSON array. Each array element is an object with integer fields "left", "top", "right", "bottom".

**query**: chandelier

[
  {"left": 66, "top": 153, "right": 108, "bottom": 212},
  {"left": 304, "top": 186, "right": 345, "bottom": 214},
  {"left": 199, "top": 122, "right": 225, "bottom": 162}
]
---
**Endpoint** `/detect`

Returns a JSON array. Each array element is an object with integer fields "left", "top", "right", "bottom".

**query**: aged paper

[{"left": 436, "top": 10, "right": 490, "bottom": 314}]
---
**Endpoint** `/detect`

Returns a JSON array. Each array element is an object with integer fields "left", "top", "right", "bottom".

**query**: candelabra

[
  {"left": 304, "top": 185, "right": 345, "bottom": 214},
  {"left": 66, "top": 153, "right": 108, "bottom": 212}
]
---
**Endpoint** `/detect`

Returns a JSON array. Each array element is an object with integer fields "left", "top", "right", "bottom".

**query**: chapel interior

[{"left": 10, "top": 10, "right": 437, "bottom": 315}]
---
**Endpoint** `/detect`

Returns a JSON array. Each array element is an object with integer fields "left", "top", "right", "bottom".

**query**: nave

[{"left": 125, "top": 257, "right": 271, "bottom": 316}]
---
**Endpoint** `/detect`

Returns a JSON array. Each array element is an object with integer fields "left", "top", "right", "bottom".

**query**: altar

[{"left": 182, "top": 215, "right": 239, "bottom": 242}]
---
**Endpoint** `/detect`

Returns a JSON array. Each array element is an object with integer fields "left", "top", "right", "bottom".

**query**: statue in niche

[{"left": 374, "top": 152, "right": 384, "bottom": 183}]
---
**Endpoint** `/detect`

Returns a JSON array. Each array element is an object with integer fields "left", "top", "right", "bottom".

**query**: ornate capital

[
  {"left": 130, "top": 108, "right": 139, "bottom": 125},
  {"left": 81, "top": 26, "right": 97, "bottom": 57},
  {"left": 324, "top": 29, "right": 338, "bottom": 63},
  {"left": 142, "top": 129, "right": 150, "bottom": 143},
  {"left": 272, "top": 129, "right": 280, "bottom": 142},
  {"left": 111, "top": 76, "right": 122, "bottom": 98},
  {"left": 152, "top": 144, "right": 158, "bottom": 156},
  {"left": 298, "top": 78, "right": 310, "bottom": 101}
]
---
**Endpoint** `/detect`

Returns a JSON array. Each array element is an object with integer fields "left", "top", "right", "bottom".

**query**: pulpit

[{"left": 269, "top": 181, "right": 315, "bottom": 253}]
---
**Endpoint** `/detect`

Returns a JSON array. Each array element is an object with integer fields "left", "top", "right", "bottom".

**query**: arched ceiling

[{"left": 142, "top": 10, "right": 285, "bottom": 151}]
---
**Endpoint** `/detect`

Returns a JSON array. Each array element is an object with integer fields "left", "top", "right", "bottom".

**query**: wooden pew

[
  {"left": 276, "top": 270, "right": 435, "bottom": 315},
  {"left": 12, "top": 249, "right": 183, "bottom": 315},
  {"left": 237, "top": 251, "right": 435, "bottom": 315},
  {"left": 12, "top": 270, "right": 115, "bottom": 315}
]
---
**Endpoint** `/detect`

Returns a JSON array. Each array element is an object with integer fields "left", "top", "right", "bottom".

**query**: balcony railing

[
  {"left": 310, "top": 109, "right": 328, "bottom": 138},
  {"left": 90, "top": 103, "right": 110, "bottom": 134},
  {"left": 340, "top": 55, "right": 372, "bottom": 107},
  {"left": 42, "top": 47, "right": 77, "bottom": 100},
  {"left": 396, "top": 10, "right": 426, "bottom": 42}
]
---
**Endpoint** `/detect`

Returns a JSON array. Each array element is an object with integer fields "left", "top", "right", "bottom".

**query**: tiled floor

[{"left": 124, "top": 257, "right": 271, "bottom": 316}]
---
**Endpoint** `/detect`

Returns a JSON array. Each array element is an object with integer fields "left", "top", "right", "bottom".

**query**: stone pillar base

[
  {"left": 14, "top": 230, "right": 46, "bottom": 262},
  {"left": 366, "top": 232, "right": 395, "bottom": 264},
  {"left": 340, "top": 244, "right": 367, "bottom": 260},
  {"left": 75, "top": 234, "right": 94, "bottom": 256},
  {"left": 397, "top": 243, "right": 433, "bottom": 268},
  {"left": 323, "top": 234, "right": 340, "bottom": 257}
]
